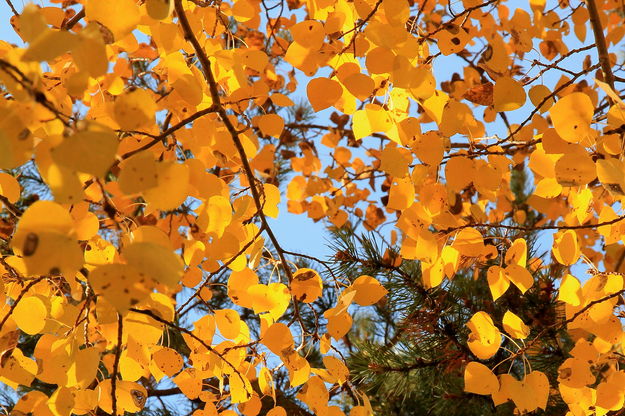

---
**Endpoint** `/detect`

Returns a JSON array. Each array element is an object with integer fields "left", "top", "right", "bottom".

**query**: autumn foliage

[{"left": 1, "top": 0, "right": 625, "bottom": 414}]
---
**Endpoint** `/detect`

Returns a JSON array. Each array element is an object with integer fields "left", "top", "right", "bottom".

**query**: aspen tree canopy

[{"left": 0, "top": 0, "right": 625, "bottom": 414}]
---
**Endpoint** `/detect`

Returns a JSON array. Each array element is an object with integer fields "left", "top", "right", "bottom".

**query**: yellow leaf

[
  {"left": 72, "top": 23, "right": 108, "bottom": 77},
  {"left": 350, "top": 275, "right": 387, "bottom": 306},
  {"left": 528, "top": 84, "right": 554, "bottom": 113},
  {"left": 387, "top": 177, "right": 414, "bottom": 211},
  {"left": 89, "top": 263, "right": 151, "bottom": 313},
  {"left": 229, "top": 373, "right": 252, "bottom": 403},
  {"left": 257, "top": 114, "right": 284, "bottom": 137},
  {"left": 114, "top": 89, "right": 157, "bottom": 131},
  {"left": 597, "top": 157, "right": 625, "bottom": 196},
  {"left": 549, "top": 92, "right": 594, "bottom": 143},
  {"left": 352, "top": 104, "right": 392, "bottom": 140},
  {"left": 146, "top": 0, "right": 174, "bottom": 20},
  {"left": 466, "top": 311, "right": 501, "bottom": 360},
  {"left": 326, "top": 311, "right": 352, "bottom": 339},
  {"left": 152, "top": 347, "right": 183, "bottom": 377},
  {"left": 380, "top": 146, "right": 410, "bottom": 178},
  {"left": 487, "top": 265, "right": 510, "bottom": 301},
  {"left": 143, "top": 161, "right": 190, "bottom": 210},
  {"left": 22, "top": 30, "right": 77, "bottom": 62},
  {"left": 51, "top": 128, "right": 119, "bottom": 177},
  {"left": 118, "top": 152, "right": 159, "bottom": 194},
  {"left": 502, "top": 311, "right": 529, "bottom": 339},
  {"left": 452, "top": 227, "right": 484, "bottom": 257},
  {"left": 96, "top": 379, "right": 147, "bottom": 415},
  {"left": 14, "top": 296, "right": 47, "bottom": 335},
  {"left": 505, "top": 238, "right": 527, "bottom": 267},
  {"left": 262, "top": 183, "right": 280, "bottom": 218},
  {"left": 215, "top": 309, "right": 242, "bottom": 340},
  {"left": 290, "top": 20, "right": 325, "bottom": 49},
  {"left": 342, "top": 73, "right": 375, "bottom": 101},
  {"left": 49, "top": 386, "right": 74, "bottom": 416},
  {"left": 307, "top": 78, "right": 342, "bottom": 112},
  {"left": 463, "top": 361, "right": 499, "bottom": 395},
  {"left": 504, "top": 264, "right": 534, "bottom": 294},
  {"left": 552, "top": 230, "right": 580, "bottom": 266},
  {"left": 493, "top": 76, "right": 526, "bottom": 112},
  {"left": 123, "top": 242, "right": 184, "bottom": 288},
  {"left": 554, "top": 151, "right": 596, "bottom": 187},
  {"left": 558, "top": 274, "right": 582, "bottom": 306},
  {"left": 263, "top": 323, "right": 294, "bottom": 355},
  {"left": 291, "top": 268, "right": 323, "bottom": 303},
  {"left": 0, "top": 172, "right": 21, "bottom": 203},
  {"left": 85, "top": 0, "right": 141, "bottom": 41}
]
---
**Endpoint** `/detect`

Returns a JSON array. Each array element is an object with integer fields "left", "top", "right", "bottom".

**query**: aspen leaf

[
  {"left": 445, "top": 156, "right": 475, "bottom": 192},
  {"left": 51, "top": 129, "right": 119, "bottom": 177},
  {"left": 596, "top": 157, "right": 625, "bottom": 196},
  {"left": 554, "top": 151, "right": 596, "bottom": 186},
  {"left": 350, "top": 275, "right": 387, "bottom": 306},
  {"left": 22, "top": 30, "right": 77, "bottom": 62},
  {"left": 146, "top": 0, "right": 174, "bottom": 20},
  {"left": 85, "top": 0, "right": 141, "bottom": 41},
  {"left": 464, "top": 361, "right": 499, "bottom": 395},
  {"left": 493, "top": 76, "right": 526, "bottom": 112},
  {"left": 143, "top": 162, "right": 190, "bottom": 210},
  {"left": 387, "top": 177, "right": 414, "bottom": 210},
  {"left": 200, "top": 195, "right": 232, "bottom": 237},
  {"left": 117, "top": 152, "right": 158, "bottom": 195},
  {"left": 504, "top": 264, "right": 534, "bottom": 294},
  {"left": 290, "top": 20, "right": 325, "bottom": 49},
  {"left": 215, "top": 309, "right": 241, "bottom": 339},
  {"left": 262, "top": 183, "right": 280, "bottom": 218},
  {"left": 502, "top": 311, "right": 529, "bottom": 339},
  {"left": 114, "top": 89, "right": 157, "bottom": 131},
  {"left": 152, "top": 347, "right": 183, "bottom": 377},
  {"left": 72, "top": 23, "right": 108, "bottom": 77},
  {"left": 291, "top": 268, "right": 323, "bottom": 303},
  {"left": 452, "top": 228, "right": 484, "bottom": 257},
  {"left": 326, "top": 311, "right": 352, "bottom": 339},
  {"left": 257, "top": 114, "right": 284, "bottom": 137},
  {"left": 466, "top": 311, "right": 501, "bottom": 360},
  {"left": 307, "top": 78, "right": 342, "bottom": 112},
  {"left": 511, "top": 371, "right": 549, "bottom": 412},
  {"left": 258, "top": 366, "right": 275, "bottom": 398},
  {"left": 97, "top": 379, "right": 147, "bottom": 414},
  {"left": 505, "top": 238, "right": 527, "bottom": 267},
  {"left": 323, "top": 355, "right": 349, "bottom": 385},
  {"left": 14, "top": 296, "right": 47, "bottom": 335},
  {"left": 123, "top": 242, "right": 184, "bottom": 288},
  {"left": 263, "top": 323, "right": 294, "bottom": 355},
  {"left": 552, "top": 230, "right": 580, "bottom": 266},
  {"left": 549, "top": 92, "right": 594, "bottom": 143},
  {"left": 352, "top": 104, "right": 393, "bottom": 140},
  {"left": 0, "top": 172, "right": 20, "bottom": 203},
  {"left": 528, "top": 84, "right": 554, "bottom": 113},
  {"left": 380, "top": 146, "right": 410, "bottom": 178},
  {"left": 558, "top": 274, "right": 582, "bottom": 306},
  {"left": 343, "top": 73, "right": 375, "bottom": 101},
  {"left": 487, "top": 265, "right": 509, "bottom": 301},
  {"left": 89, "top": 263, "right": 151, "bottom": 313}
]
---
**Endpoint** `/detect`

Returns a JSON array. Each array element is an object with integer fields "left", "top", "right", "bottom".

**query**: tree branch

[{"left": 587, "top": 0, "right": 615, "bottom": 92}]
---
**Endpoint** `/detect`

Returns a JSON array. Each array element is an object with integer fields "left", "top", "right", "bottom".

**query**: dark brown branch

[
  {"left": 111, "top": 314, "right": 123, "bottom": 415},
  {"left": 441, "top": 213, "right": 625, "bottom": 234},
  {"left": 120, "top": 105, "right": 218, "bottom": 160},
  {"left": 3, "top": 0, "right": 17, "bottom": 16},
  {"left": 587, "top": 0, "right": 615, "bottom": 92},
  {"left": 62, "top": 8, "right": 85, "bottom": 31}
]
